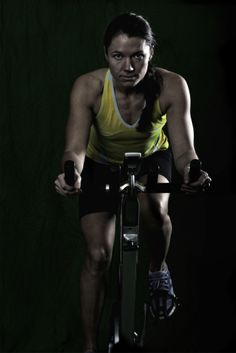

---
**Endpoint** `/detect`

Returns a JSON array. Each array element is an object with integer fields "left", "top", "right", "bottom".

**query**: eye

[
  {"left": 112, "top": 53, "right": 123, "bottom": 60},
  {"left": 134, "top": 53, "right": 145, "bottom": 60}
]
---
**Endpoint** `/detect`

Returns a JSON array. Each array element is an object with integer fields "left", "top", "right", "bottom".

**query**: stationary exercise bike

[{"left": 64, "top": 153, "right": 203, "bottom": 353}]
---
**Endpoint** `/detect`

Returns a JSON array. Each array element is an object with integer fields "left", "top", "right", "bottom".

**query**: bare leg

[
  {"left": 139, "top": 174, "right": 171, "bottom": 271},
  {"left": 80, "top": 212, "right": 116, "bottom": 352}
]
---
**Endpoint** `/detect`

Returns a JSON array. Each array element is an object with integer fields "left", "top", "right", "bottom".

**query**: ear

[
  {"left": 149, "top": 46, "right": 154, "bottom": 61},
  {"left": 104, "top": 46, "right": 109, "bottom": 62}
]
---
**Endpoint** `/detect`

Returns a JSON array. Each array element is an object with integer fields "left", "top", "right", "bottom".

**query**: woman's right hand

[{"left": 54, "top": 170, "right": 81, "bottom": 196}]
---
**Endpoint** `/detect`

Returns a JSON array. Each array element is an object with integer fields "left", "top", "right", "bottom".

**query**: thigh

[
  {"left": 138, "top": 148, "right": 172, "bottom": 217},
  {"left": 80, "top": 211, "right": 117, "bottom": 254},
  {"left": 79, "top": 157, "right": 120, "bottom": 219},
  {"left": 139, "top": 174, "right": 170, "bottom": 220}
]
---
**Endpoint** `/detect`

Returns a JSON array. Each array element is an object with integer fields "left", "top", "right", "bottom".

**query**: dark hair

[
  {"left": 103, "top": 12, "right": 156, "bottom": 53},
  {"left": 103, "top": 12, "right": 163, "bottom": 132}
]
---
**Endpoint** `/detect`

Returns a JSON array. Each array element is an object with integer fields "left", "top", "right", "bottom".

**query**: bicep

[
  {"left": 166, "top": 77, "right": 196, "bottom": 161},
  {"left": 64, "top": 78, "right": 93, "bottom": 154}
]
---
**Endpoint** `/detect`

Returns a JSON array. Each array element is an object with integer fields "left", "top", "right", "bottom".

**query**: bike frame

[
  {"left": 109, "top": 152, "right": 153, "bottom": 352},
  {"left": 118, "top": 153, "right": 142, "bottom": 348}
]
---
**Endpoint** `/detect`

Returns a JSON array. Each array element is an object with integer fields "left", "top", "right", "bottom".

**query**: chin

[
  {"left": 122, "top": 80, "right": 137, "bottom": 86},
  {"left": 122, "top": 77, "right": 141, "bottom": 87}
]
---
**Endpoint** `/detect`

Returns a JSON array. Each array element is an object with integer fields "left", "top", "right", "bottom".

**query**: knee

[
  {"left": 156, "top": 202, "right": 170, "bottom": 226},
  {"left": 86, "top": 246, "right": 112, "bottom": 276},
  {"left": 141, "top": 197, "right": 171, "bottom": 227},
  {"left": 154, "top": 205, "right": 171, "bottom": 228}
]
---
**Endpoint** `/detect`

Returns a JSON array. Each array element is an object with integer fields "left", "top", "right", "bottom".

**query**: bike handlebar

[
  {"left": 64, "top": 160, "right": 77, "bottom": 187},
  {"left": 189, "top": 159, "right": 202, "bottom": 182},
  {"left": 63, "top": 158, "right": 208, "bottom": 194}
]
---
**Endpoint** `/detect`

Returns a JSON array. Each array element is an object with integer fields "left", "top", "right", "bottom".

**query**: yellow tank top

[{"left": 86, "top": 69, "right": 169, "bottom": 164}]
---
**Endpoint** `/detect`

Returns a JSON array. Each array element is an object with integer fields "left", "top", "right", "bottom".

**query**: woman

[{"left": 55, "top": 13, "right": 211, "bottom": 353}]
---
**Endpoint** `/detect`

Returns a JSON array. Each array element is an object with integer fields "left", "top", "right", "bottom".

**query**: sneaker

[{"left": 148, "top": 269, "right": 178, "bottom": 319}]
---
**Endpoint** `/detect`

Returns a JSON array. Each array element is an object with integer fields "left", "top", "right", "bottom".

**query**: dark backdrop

[{"left": 1, "top": 0, "right": 235, "bottom": 352}]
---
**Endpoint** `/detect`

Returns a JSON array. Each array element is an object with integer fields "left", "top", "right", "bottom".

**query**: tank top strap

[{"left": 96, "top": 69, "right": 112, "bottom": 118}]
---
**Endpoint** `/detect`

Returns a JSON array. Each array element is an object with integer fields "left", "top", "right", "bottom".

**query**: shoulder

[
  {"left": 70, "top": 68, "right": 108, "bottom": 105},
  {"left": 155, "top": 67, "right": 190, "bottom": 112},
  {"left": 156, "top": 67, "right": 189, "bottom": 91}
]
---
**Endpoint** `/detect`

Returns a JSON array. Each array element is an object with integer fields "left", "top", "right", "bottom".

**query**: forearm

[{"left": 174, "top": 149, "right": 199, "bottom": 176}]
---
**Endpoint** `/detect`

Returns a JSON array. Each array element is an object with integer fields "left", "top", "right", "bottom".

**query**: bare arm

[
  {"left": 55, "top": 73, "right": 102, "bottom": 195},
  {"left": 160, "top": 72, "right": 211, "bottom": 189},
  {"left": 163, "top": 73, "right": 198, "bottom": 175},
  {"left": 62, "top": 75, "right": 95, "bottom": 174}
]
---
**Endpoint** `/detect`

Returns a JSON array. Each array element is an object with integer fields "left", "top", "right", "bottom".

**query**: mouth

[{"left": 120, "top": 75, "right": 137, "bottom": 80}]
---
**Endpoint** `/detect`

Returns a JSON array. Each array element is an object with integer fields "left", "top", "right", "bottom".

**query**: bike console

[{"left": 123, "top": 152, "right": 142, "bottom": 176}]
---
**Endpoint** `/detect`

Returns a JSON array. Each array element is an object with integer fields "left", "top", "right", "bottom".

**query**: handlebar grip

[
  {"left": 64, "top": 160, "right": 77, "bottom": 187},
  {"left": 189, "top": 159, "right": 202, "bottom": 183}
]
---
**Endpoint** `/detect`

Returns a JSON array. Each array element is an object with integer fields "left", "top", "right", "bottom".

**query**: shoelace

[{"left": 149, "top": 271, "right": 170, "bottom": 293}]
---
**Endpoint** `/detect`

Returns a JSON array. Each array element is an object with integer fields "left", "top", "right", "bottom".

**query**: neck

[{"left": 112, "top": 78, "right": 146, "bottom": 98}]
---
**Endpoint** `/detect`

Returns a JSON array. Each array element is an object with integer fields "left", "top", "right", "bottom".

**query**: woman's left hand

[{"left": 181, "top": 164, "right": 212, "bottom": 194}]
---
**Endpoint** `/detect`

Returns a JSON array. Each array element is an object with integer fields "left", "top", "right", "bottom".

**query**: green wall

[{"left": 1, "top": 0, "right": 235, "bottom": 352}]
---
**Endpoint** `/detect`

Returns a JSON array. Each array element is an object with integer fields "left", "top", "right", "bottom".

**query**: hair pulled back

[{"left": 103, "top": 13, "right": 163, "bottom": 132}]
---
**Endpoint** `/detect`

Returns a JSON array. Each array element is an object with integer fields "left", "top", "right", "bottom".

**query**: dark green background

[{"left": 1, "top": 0, "right": 236, "bottom": 352}]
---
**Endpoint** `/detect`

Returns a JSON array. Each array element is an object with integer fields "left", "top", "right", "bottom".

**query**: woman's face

[{"left": 105, "top": 33, "right": 153, "bottom": 90}]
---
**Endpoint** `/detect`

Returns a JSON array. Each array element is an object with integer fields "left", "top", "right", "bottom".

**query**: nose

[{"left": 123, "top": 57, "right": 134, "bottom": 72}]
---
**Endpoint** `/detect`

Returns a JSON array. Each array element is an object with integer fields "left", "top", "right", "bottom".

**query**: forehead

[{"left": 108, "top": 33, "right": 150, "bottom": 53}]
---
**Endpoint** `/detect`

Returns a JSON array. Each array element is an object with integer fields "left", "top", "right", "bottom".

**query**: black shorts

[{"left": 79, "top": 148, "right": 172, "bottom": 219}]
